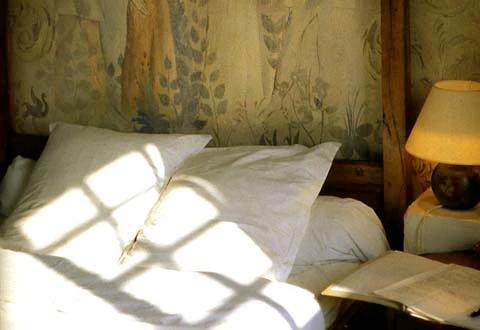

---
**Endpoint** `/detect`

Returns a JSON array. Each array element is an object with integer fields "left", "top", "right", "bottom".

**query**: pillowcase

[
  {"left": 127, "top": 143, "right": 340, "bottom": 282},
  {"left": 0, "top": 123, "right": 211, "bottom": 272},
  {"left": 291, "top": 196, "right": 389, "bottom": 278},
  {"left": 0, "top": 156, "right": 36, "bottom": 217},
  {"left": 287, "top": 196, "right": 388, "bottom": 299}
]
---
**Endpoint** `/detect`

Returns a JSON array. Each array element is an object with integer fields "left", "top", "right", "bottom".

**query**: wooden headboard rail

[{"left": 1, "top": 0, "right": 409, "bottom": 247}]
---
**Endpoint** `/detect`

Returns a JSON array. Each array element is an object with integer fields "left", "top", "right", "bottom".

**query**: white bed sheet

[
  {"left": 0, "top": 194, "right": 388, "bottom": 330},
  {"left": 0, "top": 247, "right": 364, "bottom": 330},
  {"left": 0, "top": 247, "right": 325, "bottom": 330},
  {"left": 288, "top": 261, "right": 360, "bottom": 328},
  {"left": 286, "top": 196, "right": 390, "bottom": 328}
]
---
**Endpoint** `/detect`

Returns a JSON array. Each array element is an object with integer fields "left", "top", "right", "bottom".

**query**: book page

[
  {"left": 375, "top": 264, "right": 480, "bottom": 329},
  {"left": 322, "top": 251, "right": 444, "bottom": 308}
]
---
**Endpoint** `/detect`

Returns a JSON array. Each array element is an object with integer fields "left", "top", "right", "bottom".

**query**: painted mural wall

[
  {"left": 8, "top": 0, "right": 382, "bottom": 160},
  {"left": 410, "top": 0, "right": 480, "bottom": 196}
]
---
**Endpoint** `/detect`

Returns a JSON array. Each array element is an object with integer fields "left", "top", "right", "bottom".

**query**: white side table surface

[{"left": 404, "top": 189, "right": 480, "bottom": 255}]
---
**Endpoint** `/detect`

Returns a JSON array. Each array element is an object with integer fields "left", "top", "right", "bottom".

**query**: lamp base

[{"left": 431, "top": 164, "right": 480, "bottom": 210}]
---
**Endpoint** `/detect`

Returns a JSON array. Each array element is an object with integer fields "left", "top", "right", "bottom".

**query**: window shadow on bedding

[
  {"left": 0, "top": 148, "right": 317, "bottom": 329},
  {"left": 35, "top": 255, "right": 180, "bottom": 325},
  {"left": 202, "top": 272, "right": 299, "bottom": 329},
  {"left": 35, "top": 181, "right": 156, "bottom": 255}
]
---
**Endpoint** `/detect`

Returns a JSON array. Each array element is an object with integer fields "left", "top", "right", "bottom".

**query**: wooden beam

[
  {"left": 322, "top": 161, "right": 383, "bottom": 216},
  {"left": 324, "top": 161, "right": 382, "bottom": 189},
  {"left": 0, "top": 0, "right": 8, "bottom": 174},
  {"left": 381, "top": 0, "right": 410, "bottom": 248}
]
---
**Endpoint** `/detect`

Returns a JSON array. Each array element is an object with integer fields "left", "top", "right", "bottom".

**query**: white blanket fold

[{"left": 0, "top": 247, "right": 324, "bottom": 330}]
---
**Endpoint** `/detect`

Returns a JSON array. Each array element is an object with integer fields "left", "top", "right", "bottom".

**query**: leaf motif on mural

[
  {"left": 411, "top": 0, "right": 480, "bottom": 116},
  {"left": 199, "top": 85, "right": 209, "bottom": 99},
  {"left": 216, "top": 100, "right": 227, "bottom": 114},
  {"left": 190, "top": 27, "right": 200, "bottom": 44},
  {"left": 107, "top": 63, "right": 115, "bottom": 78},
  {"left": 193, "top": 119, "right": 207, "bottom": 130},
  {"left": 133, "top": 111, "right": 170, "bottom": 133},
  {"left": 200, "top": 103, "right": 213, "bottom": 116},
  {"left": 330, "top": 90, "right": 373, "bottom": 160},
  {"left": 273, "top": 70, "right": 337, "bottom": 146},
  {"left": 159, "top": 94, "right": 170, "bottom": 107},
  {"left": 129, "top": 0, "right": 231, "bottom": 146},
  {"left": 164, "top": 56, "right": 173, "bottom": 70},
  {"left": 160, "top": 75, "right": 168, "bottom": 88},
  {"left": 259, "top": 129, "right": 279, "bottom": 146},
  {"left": 261, "top": 13, "right": 289, "bottom": 69},
  {"left": 210, "top": 70, "right": 220, "bottom": 82},
  {"left": 423, "top": 0, "right": 475, "bottom": 17},
  {"left": 362, "top": 19, "right": 381, "bottom": 81},
  {"left": 214, "top": 84, "right": 225, "bottom": 99},
  {"left": 73, "top": 0, "right": 92, "bottom": 17},
  {"left": 131, "top": 0, "right": 148, "bottom": 15}
]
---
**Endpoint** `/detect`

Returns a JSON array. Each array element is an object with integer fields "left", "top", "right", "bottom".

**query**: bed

[{"left": 0, "top": 123, "right": 389, "bottom": 330}]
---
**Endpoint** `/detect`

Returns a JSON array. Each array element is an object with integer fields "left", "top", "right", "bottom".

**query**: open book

[{"left": 322, "top": 251, "right": 480, "bottom": 329}]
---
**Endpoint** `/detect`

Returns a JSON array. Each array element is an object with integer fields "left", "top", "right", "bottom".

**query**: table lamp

[{"left": 405, "top": 80, "right": 480, "bottom": 210}]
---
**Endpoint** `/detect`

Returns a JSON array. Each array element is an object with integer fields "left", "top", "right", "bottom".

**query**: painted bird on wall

[{"left": 22, "top": 87, "right": 49, "bottom": 118}]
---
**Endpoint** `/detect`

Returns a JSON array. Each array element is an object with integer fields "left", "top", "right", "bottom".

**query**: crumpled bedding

[
  {"left": 0, "top": 247, "right": 324, "bottom": 330},
  {"left": 0, "top": 196, "right": 389, "bottom": 330},
  {"left": 287, "top": 196, "right": 390, "bottom": 328},
  {"left": 293, "top": 196, "right": 389, "bottom": 269}
]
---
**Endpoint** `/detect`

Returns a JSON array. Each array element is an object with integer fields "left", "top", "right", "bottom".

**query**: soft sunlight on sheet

[
  {"left": 144, "top": 185, "right": 220, "bottom": 246},
  {"left": 86, "top": 152, "right": 159, "bottom": 207},
  {"left": 326, "top": 285, "right": 356, "bottom": 296},
  {"left": 122, "top": 268, "right": 235, "bottom": 322},
  {"left": 144, "top": 143, "right": 166, "bottom": 178},
  {"left": 173, "top": 221, "right": 273, "bottom": 284},
  {"left": 136, "top": 181, "right": 275, "bottom": 284},
  {"left": 261, "top": 281, "right": 322, "bottom": 329},
  {"left": 22, "top": 188, "right": 98, "bottom": 249},
  {"left": 11, "top": 147, "right": 171, "bottom": 273}
]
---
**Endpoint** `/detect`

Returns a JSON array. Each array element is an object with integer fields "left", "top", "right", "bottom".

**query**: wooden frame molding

[
  {"left": 0, "top": 0, "right": 8, "bottom": 172},
  {"left": 381, "top": 0, "right": 410, "bottom": 248},
  {"left": 323, "top": 161, "right": 383, "bottom": 217}
]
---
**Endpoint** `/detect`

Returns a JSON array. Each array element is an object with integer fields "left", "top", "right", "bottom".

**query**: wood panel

[
  {"left": 7, "top": 133, "right": 48, "bottom": 160},
  {"left": 424, "top": 251, "right": 480, "bottom": 271},
  {"left": 381, "top": 0, "right": 410, "bottom": 248},
  {"left": 322, "top": 161, "right": 383, "bottom": 217},
  {"left": 0, "top": 0, "right": 8, "bottom": 175}
]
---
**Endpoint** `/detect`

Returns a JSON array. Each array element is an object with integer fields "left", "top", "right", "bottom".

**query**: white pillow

[
  {"left": 0, "top": 156, "right": 35, "bottom": 217},
  {"left": 127, "top": 143, "right": 340, "bottom": 282},
  {"left": 0, "top": 123, "right": 211, "bottom": 272},
  {"left": 291, "top": 196, "right": 389, "bottom": 278}
]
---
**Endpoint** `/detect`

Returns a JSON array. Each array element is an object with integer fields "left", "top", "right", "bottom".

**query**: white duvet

[
  {"left": 0, "top": 196, "right": 389, "bottom": 330},
  {"left": 0, "top": 247, "right": 324, "bottom": 330}
]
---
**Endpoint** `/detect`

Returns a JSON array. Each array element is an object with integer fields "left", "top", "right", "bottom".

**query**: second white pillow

[
  {"left": 0, "top": 156, "right": 35, "bottom": 217},
  {"left": 129, "top": 143, "right": 340, "bottom": 282}
]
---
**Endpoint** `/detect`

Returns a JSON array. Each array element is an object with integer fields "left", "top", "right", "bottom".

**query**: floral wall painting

[
  {"left": 8, "top": 0, "right": 382, "bottom": 160},
  {"left": 411, "top": 0, "right": 480, "bottom": 116},
  {"left": 410, "top": 0, "right": 480, "bottom": 197}
]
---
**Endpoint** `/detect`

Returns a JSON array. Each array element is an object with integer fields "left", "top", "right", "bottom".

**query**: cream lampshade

[{"left": 406, "top": 80, "right": 480, "bottom": 209}]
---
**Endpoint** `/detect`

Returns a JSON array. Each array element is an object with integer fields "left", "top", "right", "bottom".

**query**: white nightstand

[{"left": 404, "top": 188, "right": 480, "bottom": 255}]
